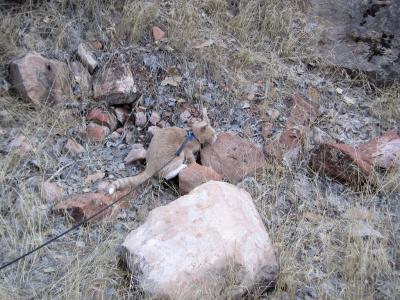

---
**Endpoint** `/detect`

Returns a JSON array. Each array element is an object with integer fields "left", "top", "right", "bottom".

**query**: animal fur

[{"left": 108, "top": 108, "right": 216, "bottom": 194}]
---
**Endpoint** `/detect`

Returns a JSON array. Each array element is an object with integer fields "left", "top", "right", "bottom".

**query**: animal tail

[{"left": 108, "top": 171, "right": 152, "bottom": 194}]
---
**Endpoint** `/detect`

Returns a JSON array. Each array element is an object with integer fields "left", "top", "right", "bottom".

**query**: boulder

[
  {"left": 265, "top": 95, "right": 320, "bottom": 165},
  {"left": 9, "top": 52, "right": 72, "bottom": 105},
  {"left": 178, "top": 163, "right": 222, "bottom": 194},
  {"left": 310, "top": 131, "right": 400, "bottom": 187},
  {"left": 93, "top": 64, "right": 137, "bottom": 105},
  {"left": 307, "top": 0, "right": 400, "bottom": 84},
  {"left": 120, "top": 181, "right": 278, "bottom": 299},
  {"left": 54, "top": 189, "right": 135, "bottom": 222},
  {"left": 201, "top": 132, "right": 266, "bottom": 183}
]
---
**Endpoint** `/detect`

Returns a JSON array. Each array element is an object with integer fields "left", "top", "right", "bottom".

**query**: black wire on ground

[{"left": 0, "top": 130, "right": 195, "bottom": 271}]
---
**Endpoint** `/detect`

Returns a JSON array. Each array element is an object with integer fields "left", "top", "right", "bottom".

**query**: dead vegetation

[{"left": 0, "top": 0, "right": 399, "bottom": 299}]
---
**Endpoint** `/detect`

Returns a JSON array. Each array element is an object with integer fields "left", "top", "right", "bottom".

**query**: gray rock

[
  {"left": 77, "top": 43, "right": 98, "bottom": 74},
  {"left": 307, "top": 0, "right": 400, "bottom": 84}
]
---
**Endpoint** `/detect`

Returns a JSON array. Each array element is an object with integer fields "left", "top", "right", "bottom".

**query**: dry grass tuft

[
  {"left": 117, "top": 1, "right": 159, "bottom": 44},
  {"left": 0, "top": 0, "right": 399, "bottom": 299}
]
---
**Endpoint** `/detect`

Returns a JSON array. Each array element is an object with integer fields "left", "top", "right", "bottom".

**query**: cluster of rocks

[{"left": 5, "top": 25, "right": 400, "bottom": 297}]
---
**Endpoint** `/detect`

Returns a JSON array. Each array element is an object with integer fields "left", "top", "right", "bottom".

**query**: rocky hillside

[{"left": 0, "top": 0, "right": 399, "bottom": 299}]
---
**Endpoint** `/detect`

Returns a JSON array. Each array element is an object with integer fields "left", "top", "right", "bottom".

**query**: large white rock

[{"left": 120, "top": 181, "right": 278, "bottom": 299}]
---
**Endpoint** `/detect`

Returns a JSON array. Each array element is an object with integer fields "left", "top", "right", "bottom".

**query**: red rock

[
  {"left": 86, "top": 122, "right": 110, "bottom": 142},
  {"left": 86, "top": 108, "right": 118, "bottom": 131},
  {"left": 114, "top": 107, "right": 130, "bottom": 124},
  {"left": 286, "top": 94, "right": 320, "bottom": 127},
  {"left": 179, "top": 163, "right": 223, "bottom": 194},
  {"left": 8, "top": 134, "right": 32, "bottom": 153},
  {"left": 9, "top": 52, "right": 71, "bottom": 105},
  {"left": 43, "top": 180, "right": 64, "bottom": 203},
  {"left": 54, "top": 189, "right": 136, "bottom": 222},
  {"left": 94, "top": 40, "right": 103, "bottom": 50},
  {"left": 201, "top": 132, "right": 266, "bottom": 183},
  {"left": 265, "top": 95, "right": 320, "bottom": 164},
  {"left": 152, "top": 26, "right": 167, "bottom": 41},
  {"left": 93, "top": 64, "right": 137, "bottom": 105},
  {"left": 64, "top": 138, "right": 85, "bottom": 156},
  {"left": 310, "top": 143, "right": 377, "bottom": 186},
  {"left": 124, "top": 144, "right": 146, "bottom": 164},
  {"left": 149, "top": 112, "right": 161, "bottom": 125},
  {"left": 310, "top": 131, "right": 400, "bottom": 187}
]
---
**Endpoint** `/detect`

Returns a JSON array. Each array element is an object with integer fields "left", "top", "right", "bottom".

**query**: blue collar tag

[{"left": 187, "top": 130, "right": 196, "bottom": 141}]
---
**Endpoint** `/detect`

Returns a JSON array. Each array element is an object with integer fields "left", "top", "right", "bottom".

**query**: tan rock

[
  {"left": 86, "top": 107, "right": 118, "bottom": 131},
  {"left": 9, "top": 52, "right": 71, "bottom": 105},
  {"left": 64, "top": 138, "right": 85, "bottom": 156},
  {"left": 114, "top": 107, "right": 130, "bottom": 124},
  {"left": 120, "top": 181, "right": 278, "bottom": 299},
  {"left": 349, "top": 221, "right": 383, "bottom": 240},
  {"left": 93, "top": 64, "right": 137, "bottom": 105},
  {"left": 178, "top": 163, "right": 223, "bottom": 194},
  {"left": 86, "top": 122, "right": 110, "bottom": 142},
  {"left": 261, "top": 122, "right": 274, "bottom": 140},
  {"left": 267, "top": 109, "right": 280, "bottom": 121},
  {"left": 149, "top": 112, "right": 161, "bottom": 125},
  {"left": 343, "top": 207, "right": 373, "bottom": 221},
  {"left": 180, "top": 110, "right": 191, "bottom": 123},
  {"left": 85, "top": 171, "right": 105, "bottom": 185},
  {"left": 8, "top": 134, "right": 32, "bottom": 153},
  {"left": 77, "top": 43, "right": 98, "bottom": 74},
  {"left": 135, "top": 111, "right": 147, "bottom": 127},
  {"left": 124, "top": 144, "right": 146, "bottom": 164},
  {"left": 152, "top": 26, "right": 167, "bottom": 41},
  {"left": 358, "top": 131, "right": 400, "bottom": 169},
  {"left": 201, "top": 132, "right": 266, "bottom": 183},
  {"left": 147, "top": 126, "right": 159, "bottom": 137},
  {"left": 54, "top": 189, "right": 136, "bottom": 222},
  {"left": 43, "top": 180, "right": 64, "bottom": 203},
  {"left": 70, "top": 61, "right": 91, "bottom": 98}
]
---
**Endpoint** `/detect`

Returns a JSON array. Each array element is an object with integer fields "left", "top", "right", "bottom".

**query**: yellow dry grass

[{"left": 0, "top": 1, "right": 399, "bottom": 299}]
